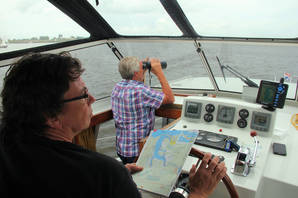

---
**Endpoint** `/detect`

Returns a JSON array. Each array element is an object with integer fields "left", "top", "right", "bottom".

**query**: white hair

[{"left": 118, "top": 56, "right": 140, "bottom": 79}]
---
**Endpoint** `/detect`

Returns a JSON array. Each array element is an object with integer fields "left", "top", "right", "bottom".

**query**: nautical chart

[{"left": 132, "top": 129, "right": 198, "bottom": 197}]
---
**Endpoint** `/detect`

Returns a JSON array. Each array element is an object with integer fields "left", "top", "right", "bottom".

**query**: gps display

[{"left": 256, "top": 80, "right": 288, "bottom": 109}]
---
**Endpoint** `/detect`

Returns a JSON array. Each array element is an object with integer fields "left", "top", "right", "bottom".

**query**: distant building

[{"left": 39, "top": 36, "right": 49, "bottom": 40}]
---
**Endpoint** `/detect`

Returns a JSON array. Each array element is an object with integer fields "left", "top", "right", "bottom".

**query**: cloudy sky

[{"left": 1, "top": 0, "right": 298, "bottom": 40}]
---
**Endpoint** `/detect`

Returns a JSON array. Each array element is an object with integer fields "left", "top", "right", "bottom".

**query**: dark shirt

[{"left": 0, "top": 134, "right": 141, "bottom": 198}]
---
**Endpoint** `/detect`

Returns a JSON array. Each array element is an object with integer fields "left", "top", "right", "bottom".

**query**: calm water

[
  {"left": 1, "top": 42, "right": 297, "bottom": 156},
  {"left": 1, "top": 42, "right": 298, "bottom": 100}
]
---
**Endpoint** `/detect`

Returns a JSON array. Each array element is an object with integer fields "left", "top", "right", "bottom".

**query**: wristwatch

[{"left": 169, "top": 186, "right": 190, "bottom": 198}]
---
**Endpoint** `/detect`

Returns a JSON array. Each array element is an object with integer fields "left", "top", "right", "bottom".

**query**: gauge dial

[
  {"left": 216, "top": 105, "right": 236, "bottom": 124},
  {"left": 237, "top": 119, "right": 247, "bottom": 128},
  {"left": 204, "top": 113, "right": 213, "bottom": 122},
  {"left": 205, "top": 104, "right": 215, "bottom": 113},
  {"left": 239, "top": 109, "right": 249, "bottom": 119},
  {"left": 185, "top": 101, "right": 202, "bottom": 119}
]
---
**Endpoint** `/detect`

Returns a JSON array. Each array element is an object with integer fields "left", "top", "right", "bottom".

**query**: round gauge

[
  {"left": 239, "top": 109, "right": 249, "bottom": 119},
  {"left": 205, "top": 104, "right": 215, "bottom": 113},
  {"left": 204, "top": 113, "right": 213, "bottom": 122},
  {"left": 237, "top": 119, "right": 247, "bottom": 128},
  {"left": 216, "top": 105, "right": 236, "bottom": 124}
]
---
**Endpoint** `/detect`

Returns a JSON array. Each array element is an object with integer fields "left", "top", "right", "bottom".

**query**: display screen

[
  {"left": 254, "top": 115, "right": 267, "bottom": 126},
  {"left": 185, "top": 101, "right": 202, "bottom": 119},
  {"left": 258, "top": 83, "right": 275, "bottom": 104},
  {"left": 187, "top": 103, "right": 199, "bottom": 113},
  {"left": 251, "top": 112, "right": 271, "bottom": 132},
  {"left": 256, "top": 80, "right": 288, "bottom": 108},
  {"left": 216, "top": 105, "right": 236, "bottom": 124}
]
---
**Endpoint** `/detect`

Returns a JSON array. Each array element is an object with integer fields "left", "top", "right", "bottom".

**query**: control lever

[
  {"left": 249, "top": 131, "right": 258, "bottom": 167},
  {"left": 231, "top": 131, "right": 259, "bottom": 176}
]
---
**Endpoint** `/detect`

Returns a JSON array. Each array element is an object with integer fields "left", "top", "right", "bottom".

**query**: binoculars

[{"left": 142, "top": 61, "right": 167, "bottom": 70}]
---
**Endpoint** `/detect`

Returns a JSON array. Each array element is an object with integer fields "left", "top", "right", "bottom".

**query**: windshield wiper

[{"left": 216, "top": 56, "right": 259, "bottom": 88}]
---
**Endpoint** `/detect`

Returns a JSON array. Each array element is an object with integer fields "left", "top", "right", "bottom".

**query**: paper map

[{"left": 132, "top": 129, "right": 198, "bottom": 197}]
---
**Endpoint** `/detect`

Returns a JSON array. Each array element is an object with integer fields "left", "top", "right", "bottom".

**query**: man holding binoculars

[{"left": 111, "top": 56, "right": 174, "bottom": 164}]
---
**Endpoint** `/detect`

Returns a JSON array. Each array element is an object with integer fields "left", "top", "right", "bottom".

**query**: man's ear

[{"left": 46, "top": 117, "right": 61, "bottom": 129}]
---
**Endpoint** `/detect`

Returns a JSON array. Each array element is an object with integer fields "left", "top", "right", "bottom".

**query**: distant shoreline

[{"left": 7, "top": 39, "right": 75, "bottom": 44}]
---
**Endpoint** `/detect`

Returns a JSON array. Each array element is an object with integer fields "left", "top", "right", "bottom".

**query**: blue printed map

[{"left": 132, "top": 129, "right": 198, "bottom": 197}]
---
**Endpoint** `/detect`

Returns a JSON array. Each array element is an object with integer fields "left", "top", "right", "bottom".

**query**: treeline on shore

[{"left": 7, "top": 36, "right": 85, "bottom": 44}]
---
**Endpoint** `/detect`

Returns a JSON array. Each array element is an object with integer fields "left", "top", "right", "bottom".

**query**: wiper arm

[
  {"left": 216, "top": 56, "right": 259, "bottom": 88},
  {"left": 216, "top": 56, "right": 226, "bottom": 82}
]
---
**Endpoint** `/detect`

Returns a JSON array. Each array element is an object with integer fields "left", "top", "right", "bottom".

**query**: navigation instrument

[
  {"left": 216, "top": 105, "right": 236, "bottom": 124},
  {"left": 184, "top": 101, "right": 202, "bottom": 119},
  {"left": 256, "top": 80, "right": 288, "bottom": 110},
  {"left": 250, "top": 112, "right": 271, "bottom": 132}
]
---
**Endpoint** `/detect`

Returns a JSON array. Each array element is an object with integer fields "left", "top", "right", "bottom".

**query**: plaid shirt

[{"left": 111, "top": 80, "right": 164, "bottom": 157}]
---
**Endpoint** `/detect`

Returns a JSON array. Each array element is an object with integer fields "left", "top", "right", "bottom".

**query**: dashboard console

[{"left": 181, "top": 96, "right": 276, "bottom": 136}]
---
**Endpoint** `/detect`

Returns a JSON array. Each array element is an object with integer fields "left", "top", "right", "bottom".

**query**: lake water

[
  {"left": 1, "top": 42, "right": 297, "bottom": 157},
  {"left": 1, "top": 41, "right": 298, "bottom": 100}
]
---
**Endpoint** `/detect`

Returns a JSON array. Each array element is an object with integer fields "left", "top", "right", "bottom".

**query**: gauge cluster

[{"left": 182, "top": 96, "right": 276, "bottom": 136}]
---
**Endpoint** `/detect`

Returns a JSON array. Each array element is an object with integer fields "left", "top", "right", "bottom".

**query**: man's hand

[
  {"left": 149, "top": 58, "right": 163, "bottom": 76},
  {"left": 188, "top": 153, "right": 227, "bottom": 198},
  {"left": 147, "top": 57, "right": 174, "bottom": 104},
  {"left": 125, "top": 163, "right": 143, "bottom": 174}
]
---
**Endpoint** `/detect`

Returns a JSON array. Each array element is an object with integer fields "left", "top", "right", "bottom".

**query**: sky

[{"left": 1, "top": 0, "right": 298, "bottom": 40}]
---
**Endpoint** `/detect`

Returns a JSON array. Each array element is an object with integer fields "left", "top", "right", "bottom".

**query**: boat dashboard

[{"left": 141, "top": 95, "right": 298, "bottom": 198}]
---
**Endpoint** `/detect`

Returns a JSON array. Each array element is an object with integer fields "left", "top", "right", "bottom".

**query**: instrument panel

[{"left": 181, "top": 96, "right": 276, "bottom": 136}]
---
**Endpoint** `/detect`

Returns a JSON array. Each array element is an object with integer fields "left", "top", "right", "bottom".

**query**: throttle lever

[
  {"left": 231, "top": 131, "right": 259, "bottom": 176},
  {"left": 249, "top": 131, "right": 258, "bottom": 167}
]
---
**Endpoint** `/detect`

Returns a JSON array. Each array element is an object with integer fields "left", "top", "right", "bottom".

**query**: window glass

[
  {"left": 201, "top": 41, "right": 298, "bottom": 98},
  {"left": 0, "top": 0, "right": 89, "bottom": 54},
  {"left": 0, "top": 66, "right": 9, "bottom": 94},
  {"left": 178, "top": 0, "right": 298, "bottom": 38},
  {"left": 90, "top": 0, "right": 181, "bottom": 36},
  {"left": 114, "top": 40, "right": 212, "bottom": 90},
  {"left": 70, "top": 44, "right": 121, "bottom": 99}
]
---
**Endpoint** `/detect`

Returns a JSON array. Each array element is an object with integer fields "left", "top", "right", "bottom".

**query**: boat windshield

[
  {"left": 89, "top": 0, "right": 181, "bottom": 36},
  {"left": 87, "top": 0, "right": 298, "bottom": 99},
  {"left": 0, "top": 0, "right": 89, "bottom": 53},
  {"left": 178, "top": 0, "right": 298, "bottom": 38},
  {"left": 198, "top": 41, "right": 298, "bottom": 99},
  {"left": 1, "top": 0, "right": 297, "bottom": 100},
  {"left": 91, "top": 0, "right": 298, "bottom": 38}
]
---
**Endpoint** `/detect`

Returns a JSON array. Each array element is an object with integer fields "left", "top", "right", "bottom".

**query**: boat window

[
  {"left": 0, "top": 0, "right": 89, "bottom": 54},
  {"left": 178, "top": 0, "right": 298, "bottom": 38},
  {"left": 70, "top": 43, "right": 121, "bottom": 100},
  {"left": 0, "top": 66, "right": 8, "bottom": 95},
  {"left": 201, "top": 41, "right": 298, "bottom": 99},
  {"left": 114, "top": 40, "right": 213, "bottom": 91},
  {"left": 90, "top": 0, "right": 182, "bottom": 36}
]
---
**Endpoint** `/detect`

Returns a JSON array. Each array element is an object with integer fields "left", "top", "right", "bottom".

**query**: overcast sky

[{"left": 1, "top": 0, "right": 298, "bottom": 40}]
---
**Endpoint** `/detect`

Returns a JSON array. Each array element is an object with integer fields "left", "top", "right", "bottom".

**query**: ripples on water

[{"left": 1, "top": 42, "right": 298, "bottom": 99}]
